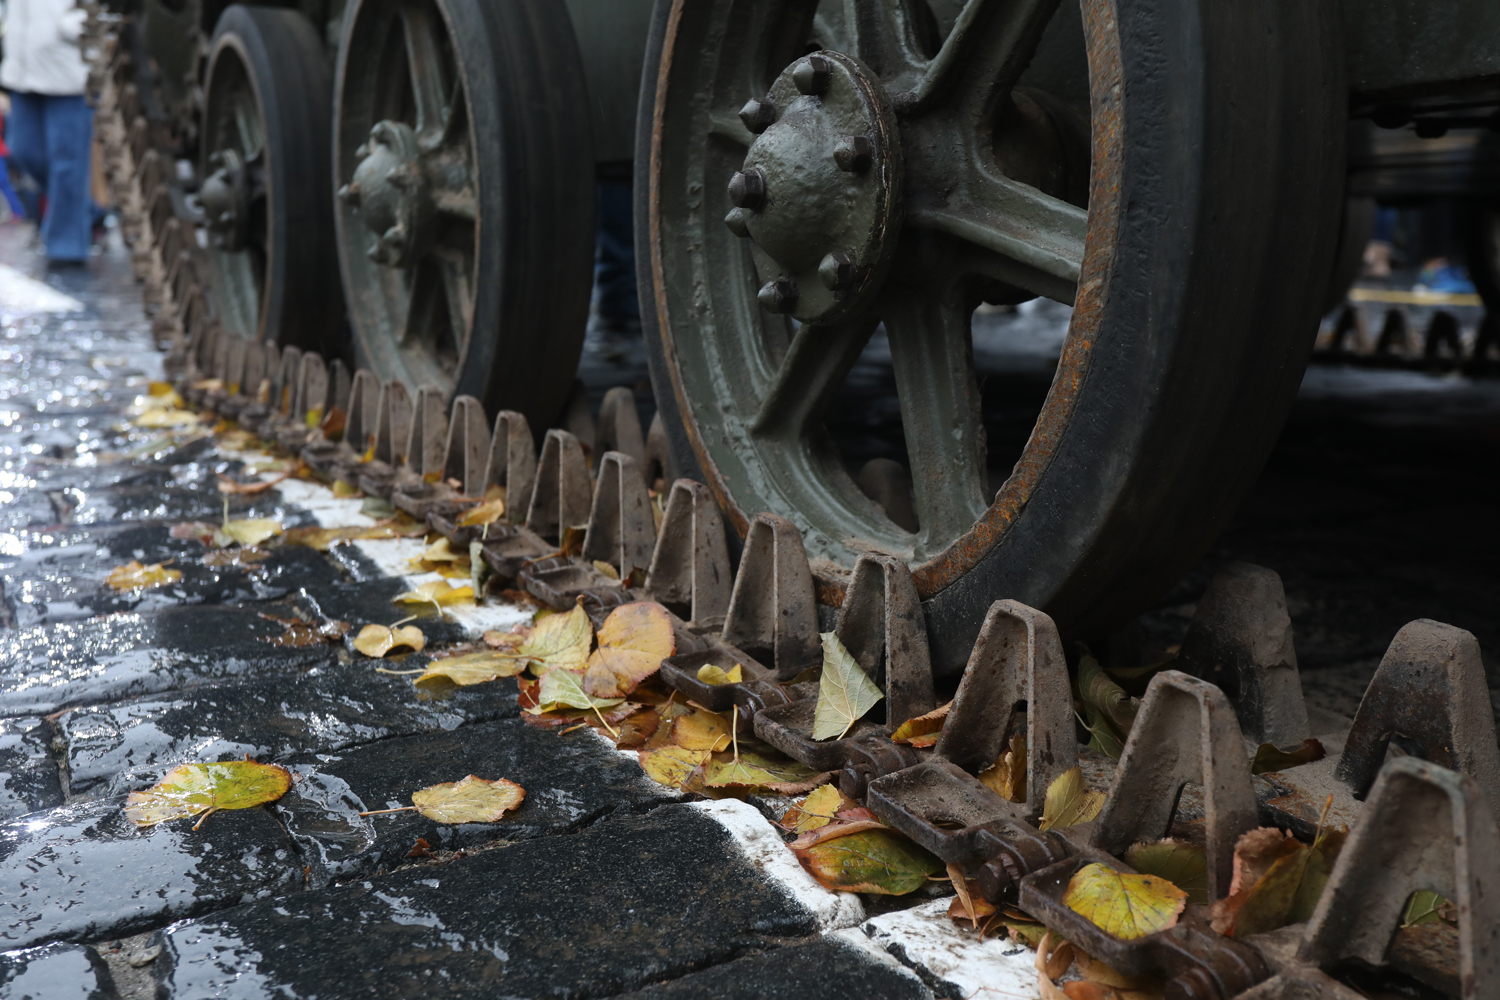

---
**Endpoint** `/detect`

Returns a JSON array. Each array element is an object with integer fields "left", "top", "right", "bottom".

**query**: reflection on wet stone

[
  {"left": 612, "top": 935, "right": 930, "bottom": 999},
  {"left": 0, "top": 941, "right": 118, "bottom": 999},
  {"left": 0, "top": 718, "right": 63, "bottom": 819}
]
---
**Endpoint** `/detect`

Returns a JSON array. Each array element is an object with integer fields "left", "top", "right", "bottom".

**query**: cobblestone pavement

[{"left": 2, "top": 221, "right": 1498, "bottom": 999}]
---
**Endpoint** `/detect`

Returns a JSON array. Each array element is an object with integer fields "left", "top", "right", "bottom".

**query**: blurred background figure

[{"left": 1, "top": 0, "right": 91, "bottom": 263}]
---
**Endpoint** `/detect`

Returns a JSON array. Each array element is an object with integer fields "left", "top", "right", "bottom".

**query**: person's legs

[
  {"left": 5, "top": 93, "right": 48, "bottom": 222},
  {"left": 39, "top": 94, "right": 93, "bottom": 261},
  {"left": 593, "top": 179, "right": 639, "bottom": 328}
]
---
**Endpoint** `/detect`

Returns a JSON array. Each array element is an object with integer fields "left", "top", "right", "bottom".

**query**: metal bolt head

[
  {"left": 834, "top": 135, "right": 874, "bottom": 173},
  {"left": 738, "top": 98, "right": 776, "bottom": 135},
  {"left": 337, "top": 182, "right": 361, "bottom": 206},
  {"left": 724, "top": 207, "right": 751, "bottom": 238},
  {"left": 792, "top": 54, "right": 831, "bottom": 96},
  {"left": 818, "top": 252, "right": 856, "bottom": 291},
  {"left": 757, "top": 279, "right": 798, "bottom": 314},
  {"left": 727, "top": 168, "right": 767, "bottom": 210}
]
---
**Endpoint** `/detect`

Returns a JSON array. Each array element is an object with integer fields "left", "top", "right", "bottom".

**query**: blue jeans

[
  {"left": 594, "top": 179, "right": 638, "bottom": 324},
  {"left": 6, "top": 92, "right": 93, "bottom": 262}
]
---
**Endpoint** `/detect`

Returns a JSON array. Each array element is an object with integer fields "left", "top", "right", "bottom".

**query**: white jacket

[{"left": 1, "top": 0, "right": 88, "bottom": 96}]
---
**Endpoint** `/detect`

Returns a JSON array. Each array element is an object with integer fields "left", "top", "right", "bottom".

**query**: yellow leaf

[
  {"left": 1124, "top": 839, "right": 1209, "bottom": 907},
  {"left": 591, "top": 559, "right": 620, "bottom": 580},
  {"left": 419, "top": 537, "right": 466, "bottom": 563},
  {"left": 517, "top": 603, "right": 592, "bottom": 675},
  {"left": 704, "top": 752, "right": 821, "bottom": 791},
  {"left": 1062, "top": 862, "right": 1187, "bottom": 941},
  {"left": 890, "top": 701, "right": 951, "bottom": 747},
  {"left": 133, "top": 407, "right": 201, "bottom": 428},
  {"left": 353, "top": 622, "right": 426, "bottom": 657},
  {"left": 124, "top": 760, "right": 291, "bottom": 829},
  {"left": 671, "top": 708, "right": 732, "bottom": 752},
  {"left": 791, "top": 827, "right": 941, "bottom": 895},
  {"left": 812, "top": 631, "right": 883, "bottom": 741},
  {"left": 783, "top": 784, "right": 845, "bottom": 834},
  {"left": 582, "top": 602, "right": 676, "bottom": 697},
  {"left": 217, "top": 518, "right": 283, "bottom": 547},
  {"left": 305, "top": 406, "right": 323, "bottom": 430},
  {"left": 638, "top": 746, "right": 709, "bottom": 788},
  {"left": 531, "top": 667, "right": 625, "bottom": 714},
  {"left": 979, "top": 732, "right": 1027, "bottom": 803},
  {"left": 409, "top": 775, "right": 525, "bottom": 823},
  {"left": 393, "top": 579, "right": 475, "bottom": 608},
  {"left": 332, "top": 479, "right": 361, "bottom": 498},
  {"left": 1039, "top": 767, "right": 1105, "bottom": 832},
  {"left": 147, "top": 381, "right": 176, "bottom": 397},
  {"left": 457, "top": 497, "right": 507, "bottom": 527},
  {"left": 696, "top": 663, "right": 744, "bottom": 685},
  {"left": 105, "top": 560, "right": 182, "bottom": 591},
  {"left": 413, "top": 649, "right": 527, "bottom": 688}
]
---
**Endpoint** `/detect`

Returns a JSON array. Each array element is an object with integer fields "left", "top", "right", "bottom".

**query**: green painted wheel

[{"left": 639, "top": 0, "right": 1347, "bottom": 670}]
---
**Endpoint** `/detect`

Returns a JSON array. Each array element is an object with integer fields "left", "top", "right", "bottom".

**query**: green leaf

[
  {"left": 531, "top": 668, "right": 624, "bottom": 713},
  {"left": 1124, "top": 839, "right": 1209, "bottom": 907},
  {"left": 1402, "top": 890, "right": 1453, "bottom": 929},
  {"left": 124, "top": 761, "right": 292, "bottom": 829},
  {"left": 812, "top": 632, "right": 883, "bottom": 740},
  {"left": 791, "top": 828, "right": 941, "bottom": 895}
]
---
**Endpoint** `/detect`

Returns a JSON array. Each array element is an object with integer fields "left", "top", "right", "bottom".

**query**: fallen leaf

[
  {"left": 318, "top": 405, "right": 346, "bottom": 439},
  {"left": 1039, "top": 767, "right": 1105, "bottom": 832},
  {"left": 1124, "top": 839, "right": 1209, "bottom": 907},
  {"left": 1006, "top": 920, "right": 1050, "bottom": 950},
  {"left": 406, "top": 837, "right": 433, "bottom": 859},
  {"left": 704, "top": 752, "right": 821, "bottom": 790},
  {"left": 591, "top": 559, "right": 620, "bottom": 580},
  {"left": 517, "top": 603, "right": 592, "bottom": 675},
  {"left": 1250, "top": 738, "right": 1326, "bottom": 775},
  {"left": 124, "top": 760, "right": 291, "bottom": 829},
  {"left": 1035, "top": 930, "right": 1077, "bottom": 981},
  {"left": 1080, "top": 703, "right": 1125, "bottom": 761},
  {"left": 482, "top": 625, "right": 530, "bottom": 652},
  {"left": 260, "top": 614, "right": 351, "bottom": 647},
  {"left": 1078, "top": 650, "right": 1138, "bottom": 734},
  {"left": 949, "top": 862, "right": 980, "bottom": 928},
  {"left": 217, "top": 518, "right": 283, "bottom": 547},
  {"left": 105, "top": 560, "right": 182, "bottom": 591},
  {"left": 332, "top": 479, "right": 361, "bottom": 498},
  {"left": 891, "top": 701, "right": 951, "bottom": 747},
  {"left": 133, "top": 405, "right": 199, "bottom": 428},
  {"left": 812, "top": 631, "right": 883, "bottom": 741},
  {"left": 457, "top": 497, "right": 507, "bottom": 527},
  {"left": 419, "top": 537, "right": 467, "bottom": 563},
  {"left": 216, "top": 472, "right": 288, "bottom": 495},
  {"left": 353, "top": 622, "right": 426, "bottom": 657},
  {"left": 947, "top": 880, "right": 997, "bottom": 926},
  {"left": 413, "top": 649, "right": 527, "bottom": 688},
  {"left": 783, "top": 785, "right": 847, "bottom": 834},
  {"left": 1063, "top": 862, "right": 1187, "bottom": 941},
  {"left": 201, "top": 547, "right": 271, "bottom": 568},
  {"left": 582, "top": 602, "right": 676, "bottom": 698},
  {"left": 1402, "top": 890, "right": 1455, "bottom": 928},
  {"left": 1211, "top": 816, "right": 1346, "bottom": 938},
  {"left": 170, "top": 521, "right": 218, "bottom": 546},
  {"left": 410, "top": 775, "right": 524, "bottom": 823},
  {"left": 696, "top": 663, "right": 744, "bottom": 686},
  {"left": 979, "top": 732, "right": 1027, "bottom": 803},
  {"left": 531, "top": 667, "right": 625, "bottom": 714},
  {"left": 671, "top": 708, "right": 732, "bottom": 752},
  {"left": 614, "top": 709, "right": 662, "bottom": 749},
  {"left": 638, "top": 746, "right": 709, "bottom": 788},
  {"left": 393, "top": 579, "right": 475, "bottom": 609},
  {"left": 791, "top": 826, "right": 942, "bottom": 895}
]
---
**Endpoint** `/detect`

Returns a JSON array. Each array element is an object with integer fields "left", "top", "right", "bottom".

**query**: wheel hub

[
  {"left": 341, "top": 120, "right": 433, "bottom": 269},
  {"left": 728, "top": 52, "right": 902, "bottom": 325},
  {"left": 200, "top": 149, "right": 251, "bottom": 252}
]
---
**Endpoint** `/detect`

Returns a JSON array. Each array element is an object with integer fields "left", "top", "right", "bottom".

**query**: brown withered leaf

[
  {"left": 201, "top": 546, "right": 271, "bottom": 568},
  {"left": 216, "top": 472, "right": 289, "bottom": 495},
  {"left": 979, "top": 732, "right": 1027, "bottom": 803},
  {"left": 406, "top": 837, "right": 433, "bottom": 859},
  {"left": 105, "top": 560, "right": 182, "bottom": 592},
  {"left": 260, "top": 614, "right": 351, "bottom": 648},
  {"left": 947, "top": 879, "right": 997, "bottom": 927},
  {"left": 582, "top": 602, "right": 676, "bottom": 698},
  {"left": 890, "top": 701, "right": 951, "bottom": 747},
  {"left": 1211, "top": 815, "right": 1345, "bottom": 938},
  {"left": 318, "top": 405, "right": 346, "bottom": 440},
  {"left": 613, "top": 709, "right": 661, "bottom": 749},
  {"left": 1250, "top": 738, "right": 1326, "bottom": 775}
]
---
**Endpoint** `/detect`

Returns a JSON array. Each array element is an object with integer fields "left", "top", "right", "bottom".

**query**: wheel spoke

[
  {"left": 882, "top": 285, "right": 988, "bottom": 554},
  {"left": 750, "top": 320, "right": 875, "bottom": 440},
  {"left": 233, "top": 94, "right": 262, "bottom": 158},
  {"left": 399, "top": 1, "right": 450, "bottom": 145},
  {"left": 843, "top": 0, "right": 924, "bottom": 84},
  {"left": 908, "top": 0, "right": 1060, "bottom": 116},
  {"left": 909, "top": 170, "right": 1084, "bottom": 303}
]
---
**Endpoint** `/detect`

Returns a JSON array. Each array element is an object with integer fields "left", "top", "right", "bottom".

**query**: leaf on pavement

[
  {"left": 1063, "top": 862, "right": 1187, "bottom": 941},
  {"left": 201, "top": 546, "right": 271, "bottom": 568},
  {"left": 1039, "top": 767, "right": 1105, "bottom": 832},
  {"left": 671, "top": 707, "right": 732, "bottom": 752},
  {"left": 791, "top": 826, "right": 942, "bottom": 895},
  {"left": 979, "top": 732, "right": 1027, "bottom": 803},
  {"left": 696, "top": 663, "right": 743, "bottom": 686},
  {"left": 216, "top": 518, "right": 283, "bottom": 548},
  {"left": 1210, "top": 814, "right": 1346, "bottom": 938},
  {"left": 216, "top": 472, "right": 287, "bottom": 495},
  {"left": 531, "top": 667, "right": 625, "bottom": 714},
  {"left": 393, "top": 579, "right": 475, "bottom": 609},
  {"left": 170, "top": 521, "right": 218, "bottom": 546},
  {"left": 353, "top": 622, "right": 426, "bottom": 657},
  {"left": 812, "top": 631, "right": 883, "bottom": 741},
  {"left": 1250, "top": 738, "right": 1326, "bottom": 775},
  {"left": 1124, "top": 839, "right": 1209, "bottom": 907},
  {"left": 105, "top": 560, "right": 182, "bottom": 591},
  {"left": 457, "top": 497, "right": 507, "bottom": 527},
  {"left": 782, "top": 784, "right": 849, "bottom": 834},
  {"left": 582, "top": 602, "right": 676, "bottom": 698},
  {"left": 518, "top": 603, "right": 592, "bottom": 675},
  {"left": 410, "top": 775, "right": 524, "bottom": 823},
  {"left": 414, "top": 649, "right": 528, "bottom": 688},
  {"left": 703, "top": 752, "right": 822, "bottom": 791},
  {"left": 124, "top": 760, "right": 291, "bottom": 829},
  {"left": 890, "top": 701, "right": 951, "bottom": 747},
  {"left": 418, "top": 537, "right": 467, "bottom": 563},
  {"left": 638, "top": 745, "right": 709, "bottom": 788},
  {"left": 260, "top": 614, "right": 350, "bottom": 648}
]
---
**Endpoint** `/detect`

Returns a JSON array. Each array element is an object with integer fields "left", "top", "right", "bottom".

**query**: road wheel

[
  {"left": 200, "top": 6, "right": 345, "bottom": 355},
  {"left": 333, "top": 0, "right": 594, "bottom": 429},
  {"left": 638, "top": 0, "right": 1346, "bottom": 670}
]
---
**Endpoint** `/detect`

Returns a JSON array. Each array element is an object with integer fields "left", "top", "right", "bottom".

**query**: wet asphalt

[{"left": 0, "top": 216, "right": 1498, "bottom": 998}]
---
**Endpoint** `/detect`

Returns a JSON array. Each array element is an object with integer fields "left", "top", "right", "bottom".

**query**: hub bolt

[
  {"left": 724, "top": 207, "right": 751, "bottom": 238},
  {"left": 728, "top": 168, "right": 767, "bottom": 211},
  {"left": 337, "top": 182, "right": 361, "bottom": 206},
  {"left": 738, "top": 98, "right": 777, "bottom": 135},
  {"left": 758, "top": 279, "right": 798, "bottom": 314},
  {"left": 792, "top": 54, "right": 831, "bottom": 96},
  {"left": 819, "top": 252, "right": 856, "bottom": 291},
  {"left": 834, "top": 135, "right": 874, "bottom": 173}
]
